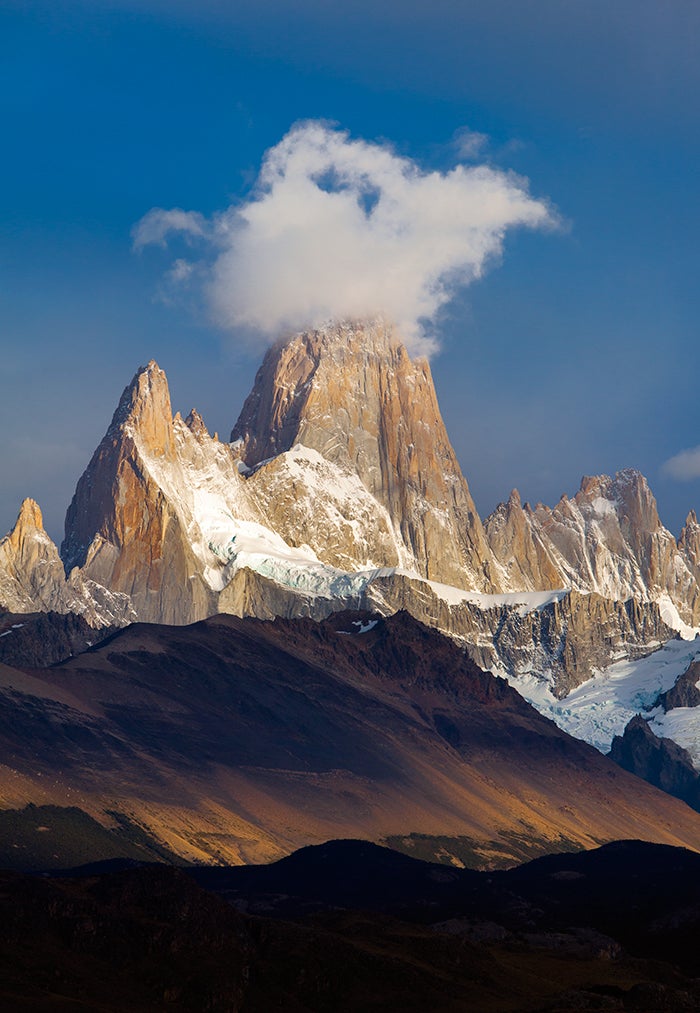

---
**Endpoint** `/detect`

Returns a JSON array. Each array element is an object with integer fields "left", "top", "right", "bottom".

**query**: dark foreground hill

[
  {"left": 2, "top": 610, "right": 700, "bottom": 867},
  {"left": 2, "top": 839, "right": 700, "bottom": 1011}
]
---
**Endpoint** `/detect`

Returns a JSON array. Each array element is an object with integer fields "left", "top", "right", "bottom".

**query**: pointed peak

[
  {"left": 507, "top": 488, "right": 522, "bottom": 507},
  {"left": 686, "top": 508, "right": 698, "bottom": 527},
  {"left": 231, "top": 318, "right": 425, "bottom": 463},
  {"left": 14, "top": 498, "right": 44, "bottom": 533},
  {"left": 107, "top": 360, "right": 173, "bottom": 450},
  {"left": 4, "top": 497, "right": 51, "bottom": 552},
  {"left": 185, "top": 408, "right": 210, "bottom": 440}
]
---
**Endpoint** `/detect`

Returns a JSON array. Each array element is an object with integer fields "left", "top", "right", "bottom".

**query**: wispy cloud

[
  {"left": 134, "top": 121, "right": 557, "bottom": 353},
  {"left": 662, "top": 446, "right": 700, "bottom": 481},
  {"left": 131, "top": 208, "right": 207, "bottom": 250},
  {"left": 452, "top": 126, "right": 489, "bottom": 160}
]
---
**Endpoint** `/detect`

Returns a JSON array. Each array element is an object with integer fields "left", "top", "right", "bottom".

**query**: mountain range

[{"left": 3, "top": 317, "right": 700, "bottom": 864}]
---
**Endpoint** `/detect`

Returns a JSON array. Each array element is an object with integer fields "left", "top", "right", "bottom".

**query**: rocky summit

[{"left": 231, "top": 318, "right": 498, "bottom": 589}]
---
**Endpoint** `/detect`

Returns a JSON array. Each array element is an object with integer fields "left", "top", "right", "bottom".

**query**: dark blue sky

[{"left": 3, "top": 0, "right": 700, "bottom": 543}]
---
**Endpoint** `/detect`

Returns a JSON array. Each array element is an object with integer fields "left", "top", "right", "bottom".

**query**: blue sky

[{"left": 2, "top": 0, "right": 700, "bottom": 543}]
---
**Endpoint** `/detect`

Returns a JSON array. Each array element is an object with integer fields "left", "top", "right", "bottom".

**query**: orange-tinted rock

[
  {"left": 61, "top": 362, "right": 215, "bottom": 623},
  {"left": 232, "top": 319, "right": 501, "bottom": 590}
]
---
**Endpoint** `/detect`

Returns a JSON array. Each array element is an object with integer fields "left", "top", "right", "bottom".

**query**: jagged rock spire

[
  {"left": 106, "top": 360, "right": 173, "bottom": 456},
  {"left": 232, "top": 319, "right": 502, "bottom": 590},
  {"left": 7, "top": 498, "right": 45, "bottom": 547}
]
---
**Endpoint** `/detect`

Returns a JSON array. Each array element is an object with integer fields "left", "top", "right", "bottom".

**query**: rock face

[
  {"left": 657, "top": 659, "right": 700, "bottom": 711},
  {"left": 609, "top": 715, "right": 700, "bottom": 812},
  {"left": 57, "top": 359, "right": 406, "bottom": 624},
  {"left": 61, "top": 361, "right": 258, "bottom": 624},
  {"left": 232, "top": 319, "right": 501, "bottom": 590},
  {"left": 365, "top": 574, "right": 675, "bottom": 696},
  {"left": 246, "top": 444, "right": 402, "bottom": 573},
  {"left": 0, "top": 499, "right": 69, "bottom": 613},
  {"left": 486, "top": 469, "right": 700, "bottom": 623}
]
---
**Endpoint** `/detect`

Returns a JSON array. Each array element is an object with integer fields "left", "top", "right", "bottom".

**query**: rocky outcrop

[
  {"left": 232, "top": 319, "right": 502, "bottom": 591},
  {"left": 218, "top": 566, "right": 363, "bottom": 622},
  {"left": 247, "top": 445, "right": 402, "bottom": 572},
  {"left": 679, "top": 509, "right": 700, "bottom": 584},
  {"left": 609, "top": 715, "right": 700, "bottom": 812},
  {"left": 0, "top": 499, "right": 132, "bottom": 627},
  {"left": 483, "top": 489, "right": 563, "bottom": 590},
  {"left": 657, "top": 659, "right": 700, "bottom": 711},
  {"left": 0, "top": 499, "right": 70, "bottom": 614},
  {"left": 486, "top": 469, "right": 700, "bottom": 623}
]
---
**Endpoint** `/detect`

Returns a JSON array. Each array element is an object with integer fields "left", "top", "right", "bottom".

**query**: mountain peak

[
  {"left": 14, "top": 497, "right": 44, "bottom": 532},
  {"left": 231, "top": 319, "right": 402, "bottom": 466},
  {"left": 5, "top": 498, "right": 48, "bottom": 553},
  {"left": 572, "top": 469, "right": 658, "bottom": 528},
  {"left": 231, "top": 318, "right": 499, "bottom": 590},
  {"left": 107, "top": 360, "right": 172, "bottom": 457},
  {"left": 185, "top": 408, "right": 210, "bottom": 440}
]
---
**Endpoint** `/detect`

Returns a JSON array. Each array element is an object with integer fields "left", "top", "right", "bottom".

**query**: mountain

[
  {"left": 3, "top": 317, "right": 700, "bottom": 783},
  {"left": 486, "top": 469, "right": 700, "bottom": 625},
  {"left": 231, "top": 318, "right": 500, "bottom": 590},
  {"left": 4, "top": 322, "right": 697, "bottom": 644},
  {"left": 3, "top": 610, "right": 700, "bottom": 870},
  {"left": 0, "top": 498, "right": 132, "bottom": 627},
  {"left": 60, "top": 360, "right": 250, "bottom": 624},
  {"left": 55, "top": 320, "right": 504, "bottom": 625}
]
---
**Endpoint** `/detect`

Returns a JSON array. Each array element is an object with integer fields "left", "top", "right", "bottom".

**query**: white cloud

[
  {"left": 167, "top": 258, "right": 195, "bottom": 283},
  {"left": 662, "top": 446, "right": 700, "bottom": 481},
  {"left": 134, "top": 121, "right": 557, "bottom": 353},
  {"left": 131, "top": 208, "right": 207, "bottom": 250},
  {"left": 452, "top": 126, "right": 489, "bottom": 159}
]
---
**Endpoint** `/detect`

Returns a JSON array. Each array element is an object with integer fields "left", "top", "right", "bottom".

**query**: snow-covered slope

[{"left": 503, "top": 636, "right": 700, "bottom": 767}]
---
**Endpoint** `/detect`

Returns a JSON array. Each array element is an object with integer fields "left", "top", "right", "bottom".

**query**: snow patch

[
  {"left": 353, "top": 619, "right": 378, "bottom": 634},
  {"left": 649, "top": 706, "right": 700, "bottom": 768},
  {"left": 428, "top": 581, "right": 569, "bottom": 614},
  {"left": 506, "top": 637, "right": 700, "bottom": 757},
  {"left": 655, "top": 593, "right": 699, "bottom": 640},
  {"left": 590, "top": 496, "right": 617, "bottom": 517}
]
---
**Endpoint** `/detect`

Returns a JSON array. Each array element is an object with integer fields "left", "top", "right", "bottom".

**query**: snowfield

[{"left": 505, "top": 636, "right": 700, "bottom": 763}]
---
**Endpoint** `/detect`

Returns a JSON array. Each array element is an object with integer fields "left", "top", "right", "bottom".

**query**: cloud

[
  {"left": 131, "top": 208, "right": 207, "bottom": 250},
  {"left": 452, "top": 126, "right": 489, "bottom": 159},
  {"left": 134, "top": 121, "right": 557, "bottom": 353},
  {"left": 662, "top": 446, "right": 700, "bottom": 481}
]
